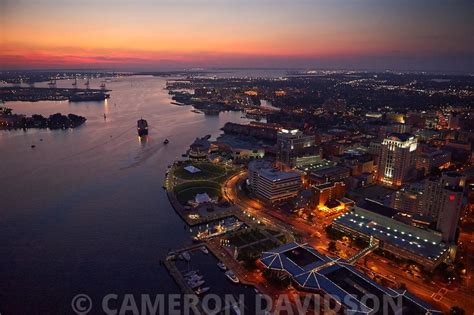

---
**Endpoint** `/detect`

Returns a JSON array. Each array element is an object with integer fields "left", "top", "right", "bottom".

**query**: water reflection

[{"left": 0, "top": 75, "right": 256, "bottom": 313}]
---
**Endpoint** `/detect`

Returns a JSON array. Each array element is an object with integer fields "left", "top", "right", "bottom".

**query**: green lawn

[
  {"left": 173, "top": 181, "right": 221, "bottom": 205},
  {"left": 174, "top": 162, "right": 227, "bottom": 181}
]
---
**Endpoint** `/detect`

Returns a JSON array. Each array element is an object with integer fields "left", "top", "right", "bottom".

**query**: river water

[{"left": 0, "top": 75, "right": 263, "bottom": 314}]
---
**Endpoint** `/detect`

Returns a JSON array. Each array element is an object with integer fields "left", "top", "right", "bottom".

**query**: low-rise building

[
  {"left": 313, "top": 181, "right": 346, "bottom": 212},
  {"left": 248, "top": 159, "right": 302, "bottom": 203},
  {"left": 309, "top": 166, "right": 350, "bottom": 185},
  {"left": 260, "top": 242, "right": 442, "bottom": 315},
  {"left": 416, "top": 149, "right": 451, "bottom": 175},
  {"left": 332, "top": 201, "right": 450, "bottom": 270}
]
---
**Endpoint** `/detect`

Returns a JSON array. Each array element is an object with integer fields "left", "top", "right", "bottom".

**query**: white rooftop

[
  {"left": 195, "top": 193, "right": 211, "bottom": 204},
  {"left": 184, "top": 165, "right": 201, "bottom": 174}
]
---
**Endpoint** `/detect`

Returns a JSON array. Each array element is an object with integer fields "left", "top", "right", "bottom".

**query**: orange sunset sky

[{"left": 1, "top": 0, "right": 473, "bottom": 71}]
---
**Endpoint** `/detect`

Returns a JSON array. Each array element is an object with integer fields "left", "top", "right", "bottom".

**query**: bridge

[{"left": 346, "top": 236, "right": 379, "bottom": 264}]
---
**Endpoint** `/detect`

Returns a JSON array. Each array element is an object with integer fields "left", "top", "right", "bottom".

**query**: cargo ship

[
  {"left": 137, "top": 118, "right": 148, "bottom": 136},
  {"left": 68, "top": 92, "right": 110, "bottom": 102}
]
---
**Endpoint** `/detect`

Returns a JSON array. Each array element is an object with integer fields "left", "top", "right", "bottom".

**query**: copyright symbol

[{"left": 71, "top": 294, "right": 92, "bottom": 314}]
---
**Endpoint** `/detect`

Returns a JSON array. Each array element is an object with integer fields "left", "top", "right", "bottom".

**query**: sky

[{"left": 1, "top": 0, "right": 473, "bottom": 72}]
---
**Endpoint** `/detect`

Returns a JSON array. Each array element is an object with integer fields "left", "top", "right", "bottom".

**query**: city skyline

[{"left": 1, "top": 0, "right": 474, "bottom": 72}]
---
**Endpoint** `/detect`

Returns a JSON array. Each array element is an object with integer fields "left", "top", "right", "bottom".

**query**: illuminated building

[
  {"left": 260, "top": 242, "right": 442, "bottom": 314},
  {"left": 332, "top": 200, "right": 450, "bottom": 270},
  {"left": 277, "top": 129, "right": 316, "bottom": 168},
  {"left": 248, "top": 159, "right": 302, "bottom": 203},
  {"left": 416, "top": 149, "right": 451, "bottom": 175},
  {"left": 376, "top": 133, "right": 417, "bottom": 186},
  {"left": 392, "top": 183, "right": 424, "bottom": 216},
  {"left": 189, "top": 137, "right": 211, "bottom": 160},
  {"left": 309, "top": 166, "right": 350, "bottom": 185},
  {"left": 313, "top": 181, "right": 346, "bottom": 212},
  {"left": 420, "top": 172, "right": 465, "bottom": 242}
]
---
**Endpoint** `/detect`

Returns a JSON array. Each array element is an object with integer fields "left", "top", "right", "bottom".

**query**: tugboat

[
  {"left": 163, "top": 139, "right": 169, "bottom": 145},
  {"left": 137, "top": 118, "right": 148, "bottom": 136}
]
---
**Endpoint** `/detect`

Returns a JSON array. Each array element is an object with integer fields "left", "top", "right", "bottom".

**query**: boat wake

[
  {"left": 119, "top": 141, "right": 164, "bottom": 170},
  {"left": 60, "top": 126, "right": 134, "bottom": 161}
]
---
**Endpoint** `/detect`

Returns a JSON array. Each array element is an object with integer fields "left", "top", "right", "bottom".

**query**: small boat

[
  {"left": 225, "top": 270, "right": 239, "bottom": 283},
  {"left": 186, "top": 274, "right": 203, "bottom": 282},
  {"left": 217, "top": 262, "right": 227, "bottom": 271},
  {"left": 182, "top": 251, "right": 191, "bottom": 261},
  {"left": 200, "top": 246, "right": 209, "bottom": 254},
  {"left": 183, "top": 270, "right": 198, "bottom": 277},
  {"left": 137, "top": 118, "right": 148, "bottom": 137},
  {"left": 231, "top": 302, "right": 242, "bottom": 315},
  {"left": 163, "top": 139, "right": 169, "bottom": 145},
  {"left": 188, "top": 280, "right": 205, "bottom": 289},
  {"left": 31, "top": 145, "right": 36, "bottom": 148},
  {"left": 103, "top": 113, "right": 107, "bottom": 120},
  {"left": 195, "top": 287, "right": 210, "bottom": 295}
]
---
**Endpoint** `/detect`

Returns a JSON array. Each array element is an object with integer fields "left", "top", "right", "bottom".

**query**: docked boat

[
  {"left": 186, "top": 274, "right": 203, "bottom": 282},
  {"left": 217, "top": 262, "right": 227, "bottom": 271},
  {"left": 200, "top": 246, "right": 209, "bottom": 254},
  {"left": 195, "top": 287, "right": 210, "bottom": 295},
  {"left": 137, "top": 119, "right": 148, "bottom": 137},
  {"left": 163, "top": 139, "right": 169, "bottom": 144},
  {"left": 183, "top": 270, "right": 198, "bottom": 277},
  {"left": 188, "top": 280, "right": 205, "bottom": 289},
  {"left": 193, "top": 221, "right": 244, "bottom": 241},
  {"left": 182, "top": 251, "right": 191, "bottom": 261},
  {"left": 231, "top": 302, "right": 242, "bottom": 315},
  {"left": 225, "top": 270, "right": 239, "bottom": 284}
]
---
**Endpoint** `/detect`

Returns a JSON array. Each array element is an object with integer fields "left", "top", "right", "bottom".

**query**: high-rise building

[
  {"left": 277, "top": 129, "right": 316, "bottom": 168},
  {"left": 420, "top": 172, "right": 465, "bottom": 242},
  {"left": 376, "top": 133, "right": 418, "bottom": 186}
]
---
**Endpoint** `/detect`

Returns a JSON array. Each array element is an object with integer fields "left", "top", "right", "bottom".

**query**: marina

[{"left": 164, "top": 242, "right": 266, "bottom": 315}]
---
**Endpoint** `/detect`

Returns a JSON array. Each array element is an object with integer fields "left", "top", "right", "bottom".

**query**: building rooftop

[
  {"left": 260, "top": 242, "right": 442, "bottom": 315},
  {"left": 310, "top": 165, "right": 350, "bottom": 177},
  {"left": 259, "top": 168, "right": 301, "bottom": 182},
  {"left": 358, "top": 199, "right": 399, "bottom": 218},
  {"left": 333, "top": 211, "right": 447, "bottom": 261},
  {"left": 260, "top": 242, "right": 330, "bottom": 277},
  {"left": 386, "top": 132, "right": 415, "bottom": 142},
  {"left": 314, "top": 182, "right": 337, "bottom": 190}
]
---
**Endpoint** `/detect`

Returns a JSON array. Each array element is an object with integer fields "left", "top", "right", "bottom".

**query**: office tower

[
  {"left": 277, "top": 129, "right": 316, "bottom": 168},
  {"left": 420, "top": 172, "right": 465, "bottom": 242},
  {"left": 376, "top": 133, "right": 418, "bottom": 186}
]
